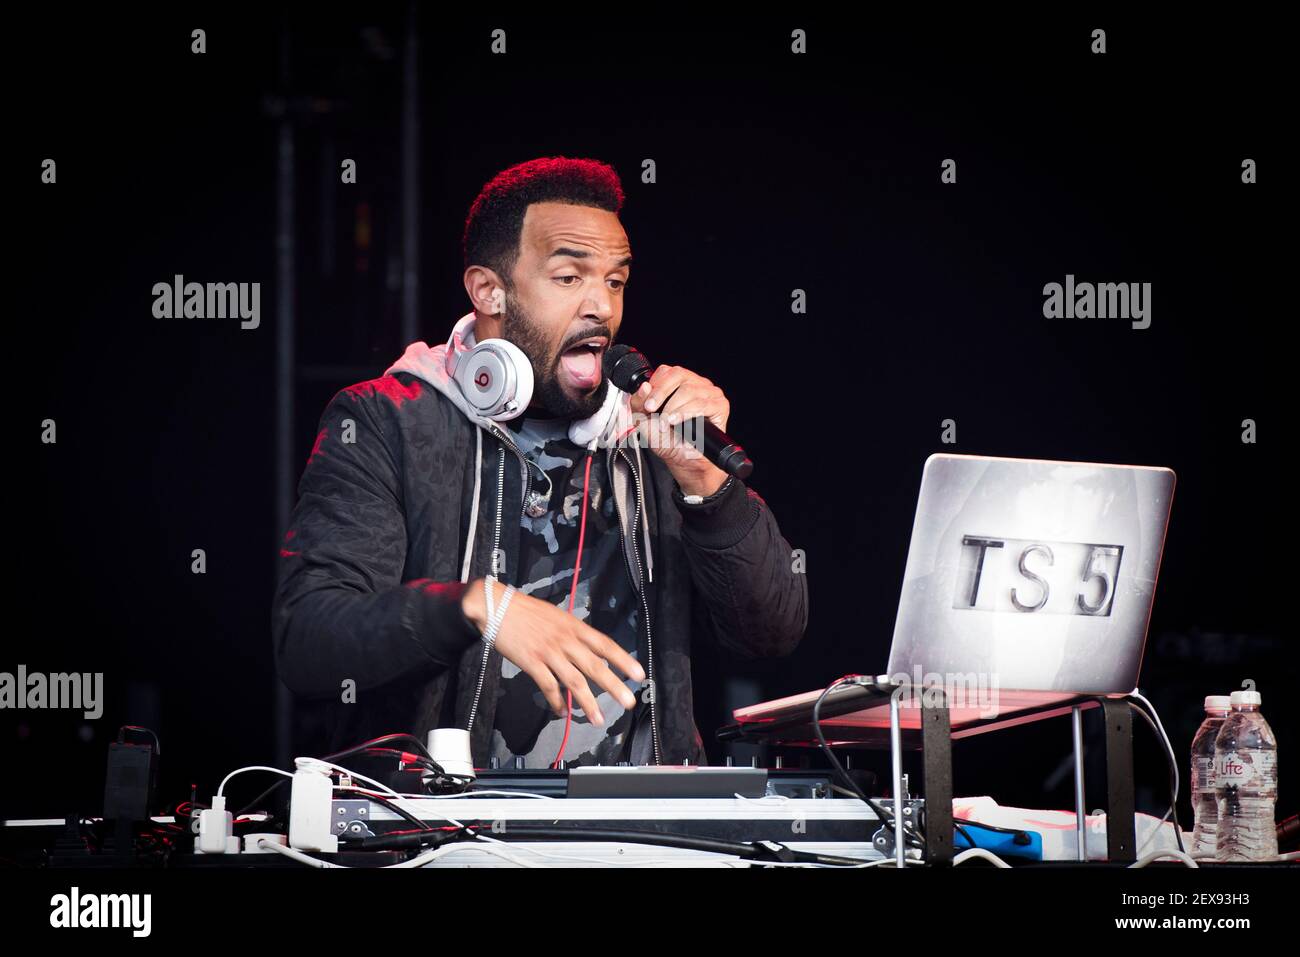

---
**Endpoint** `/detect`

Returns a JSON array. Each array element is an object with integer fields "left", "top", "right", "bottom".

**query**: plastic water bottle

[
  {"left": 1214, "top": 690, "right": 1278, "bottom": 862},
  {"left": 1190, "top": 695, "right": 1232, "bottom": 855}
]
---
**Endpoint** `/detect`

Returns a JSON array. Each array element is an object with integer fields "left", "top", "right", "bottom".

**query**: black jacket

[{"left": 271, "top": 344, "right": 808, "bottom": 767}]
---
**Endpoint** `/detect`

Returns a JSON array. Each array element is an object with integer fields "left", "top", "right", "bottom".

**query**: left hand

[{"left": 627, "top": 364, "right": 731, "bottom": 498}]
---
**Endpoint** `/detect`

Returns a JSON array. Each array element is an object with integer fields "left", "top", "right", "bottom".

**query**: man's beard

[{"left": 500, "top": 288, "right": 609, "bottom": 420}]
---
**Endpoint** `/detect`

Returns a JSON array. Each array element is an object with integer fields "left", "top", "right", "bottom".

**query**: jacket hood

[
  {"left": 384, "top": 311, "right": 635, "bottom": 449},
  {"left": 383, "top": 311, "right": 655, "bottom": 587}
]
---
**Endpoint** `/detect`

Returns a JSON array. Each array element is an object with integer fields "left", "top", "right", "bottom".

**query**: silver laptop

[{"left": 885, "top": 453, "right": 1176, "bottom": 695}]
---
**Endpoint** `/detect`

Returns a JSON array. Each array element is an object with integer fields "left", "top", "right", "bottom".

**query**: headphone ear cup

[
  {"left": 488, "top": 338, "right": 534, "bottom": 418},
  {"left": 454, "top": 339, "right": 534, "bottom": 421}
]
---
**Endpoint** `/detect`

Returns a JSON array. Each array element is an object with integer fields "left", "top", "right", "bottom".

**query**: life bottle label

[{"left": 1216, "top": 750, "right": 1276, "bottom": 789}]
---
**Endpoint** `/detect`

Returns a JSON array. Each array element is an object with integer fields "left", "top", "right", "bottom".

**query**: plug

[
  {"left": 196, "top": 794, "right": 239, "bottom": 854},
  {"left": 289, "top": 757, "right": 339, "bottom": 853}
]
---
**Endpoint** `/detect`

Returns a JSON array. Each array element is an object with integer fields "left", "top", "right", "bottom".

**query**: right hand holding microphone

[{"left": 461, "top": 577, "right": 644, "bottom": 725}]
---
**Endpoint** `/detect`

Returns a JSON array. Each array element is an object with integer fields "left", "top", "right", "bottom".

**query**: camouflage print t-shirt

[{"left": 489, "top": 414, "right": 647, "bottom": 769}]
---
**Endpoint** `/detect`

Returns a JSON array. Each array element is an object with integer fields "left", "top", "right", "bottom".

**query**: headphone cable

[{"left": 550, "top": 448, "right": 596, "bottom": 769}]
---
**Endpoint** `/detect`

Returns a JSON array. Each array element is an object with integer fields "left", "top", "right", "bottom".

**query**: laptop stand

[{"left": 717, "top": 676, "right": 1138, "bottom": 866}]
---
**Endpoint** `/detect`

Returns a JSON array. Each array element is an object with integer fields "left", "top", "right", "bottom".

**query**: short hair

[{"left": 462, "top": 156, "right": 625, "bottom": 288}]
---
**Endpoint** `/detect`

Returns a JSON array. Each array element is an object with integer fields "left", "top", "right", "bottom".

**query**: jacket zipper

[
  {"left": 616, "top": 447, "right": 661, "bottom": 766},
  {"left": 465, "top": 429, "right": 530, "bottom": 735}
]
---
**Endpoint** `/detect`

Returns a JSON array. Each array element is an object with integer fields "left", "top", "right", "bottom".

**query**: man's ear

[{"left": 463, "top": 265, "right": 507, "bottom": 315}]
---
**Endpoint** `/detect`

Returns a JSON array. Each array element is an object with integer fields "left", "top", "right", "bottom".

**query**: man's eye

[
  {"left": 609, "top": 280, "right": 626, "bottom": 290},
  {"left": 556, "top": 275, "right": 579, "bottom": 285}
]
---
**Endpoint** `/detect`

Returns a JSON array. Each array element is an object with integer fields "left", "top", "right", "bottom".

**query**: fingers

[
  {"left": 574, "top": 619, "right": 646, "bottom": 685},
  {"left": 493, "top": 591, "right": 647, "bottom": 726},
  {"left": 631, "top": 365, "right": 688, "bottom": 414},
  {"left": 527, "top": 662, "right": 567, "bottom": 718},
  {"left": 546, "top": 655, "right": 606, "bottom": 726},
  {"left": 627, "top": 365, "right": 730, "bottom": 440},
  {"left": 568, "top": 644, "right": 639, "bottom": 711}
]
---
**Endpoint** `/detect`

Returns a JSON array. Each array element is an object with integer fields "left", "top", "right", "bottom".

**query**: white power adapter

[
  {"left": 196, "top": 794, "right": 240, "bottom": 854},
  {"left": 289, "top": 757, "right": 339, "bottom": 853}
]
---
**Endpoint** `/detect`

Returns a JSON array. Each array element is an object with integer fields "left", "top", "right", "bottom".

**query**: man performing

[{"left": 272, "top": 156, "right": 807, "bottom": 769}]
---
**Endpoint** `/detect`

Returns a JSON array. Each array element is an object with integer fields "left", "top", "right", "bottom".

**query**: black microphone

[{"left": 603, "top": 344, "right": 753, "bottom": 480}]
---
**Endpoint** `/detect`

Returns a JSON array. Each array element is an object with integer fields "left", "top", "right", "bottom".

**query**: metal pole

[
  {"left": 1072, "top": 704, "right": 1086, "bottom": 861},
  {"left": 273, "top": 20, "right": 296, "bottom": 772},
  {"left": 400, "top": 0, "right": 420, "bottom": 346},
  {"left": 890, "top": 686, "right": 905, "bottom": 867}
]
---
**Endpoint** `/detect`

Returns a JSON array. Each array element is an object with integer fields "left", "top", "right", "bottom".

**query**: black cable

[
  {"left": 235, "top": 734, "right": 451, "bottom": 817},
  {"left": 812, "top": 675, "right": 923, "bottom": 849},
  {"left": 342, "top": 827, "right": 467, "bottom": 853},
  {"left": 235, "top": 780, "right": 287, "bottom": 819},
  {"left": 954, "top": 821, "right": 978, "bottom": 849},
  {"left": 1128, "top": 700, "right": 1186, "bottom": 854},
  {"left": 326, "top": 734, "right": 442, "bottom": 769},
  {"left": 118, "top": 725, "right": 160, "bottom": 754}
]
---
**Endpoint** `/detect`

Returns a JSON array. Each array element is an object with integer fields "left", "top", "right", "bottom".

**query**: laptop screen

[{"left": 885, "top": 454, "right": 1175, "bottom": 695}]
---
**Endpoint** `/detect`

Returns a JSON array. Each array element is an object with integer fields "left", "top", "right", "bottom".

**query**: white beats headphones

[
  {"left": 444, "top": 312, "right": 535, "bottom": 422},
  {"left": 442, "top": 304, "right": 624, "bottom": 444}
]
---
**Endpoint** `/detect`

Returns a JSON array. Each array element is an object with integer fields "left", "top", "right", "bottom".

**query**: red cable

[{"left": 550, "top": 451, "right": 594, "bottom": 769}]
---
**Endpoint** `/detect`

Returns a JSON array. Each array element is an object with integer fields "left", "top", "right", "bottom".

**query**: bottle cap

[
  {"left": 1230, "top": 690, "right": 1262, "bottom": 707},
  {"left": 1204, "top": 695, "right": 1232, "bottom": 710}
]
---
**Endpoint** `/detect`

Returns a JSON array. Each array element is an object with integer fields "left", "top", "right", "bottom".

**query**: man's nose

[{"left": 581, "top": 289, "right": 617, "bottom": 325}]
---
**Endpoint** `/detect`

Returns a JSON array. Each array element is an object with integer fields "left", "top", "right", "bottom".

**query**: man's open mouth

[{"left": 557, "top": 336, "right": 608, "bottom": 390}]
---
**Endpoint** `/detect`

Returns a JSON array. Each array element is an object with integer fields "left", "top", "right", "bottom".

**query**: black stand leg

[
  {"left": 921, "top": 687, "right": 953, "bottom": 865},
  {"left": 1101, "top": 697, "right": 1136, "bottom": 862}
]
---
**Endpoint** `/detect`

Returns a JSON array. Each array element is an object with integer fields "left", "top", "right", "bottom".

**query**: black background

[{"left": 10, "top": 7, "right": 1292, "bottom": 836}]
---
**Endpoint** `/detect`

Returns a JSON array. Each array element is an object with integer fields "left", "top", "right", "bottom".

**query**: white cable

[
  {"left": 633, "top": 439, "right": 653, "bottom": 583},
  {"left": 257, "top": 835, "right": 538, "bottom": 869},
  {"left": 412, "top": 789, "right": 556, "bottom": 800},
  {"left": 468, "top": 832, "right": 675, "bottom": 868},
  {"left": 460, "top": 426, "right": 484, "bottom": 582},
  {"left": 216, "top": 766, "right": 294, "bottom": 798},
  {"left": 1129, "top": 849, "right": 1198, "bottom": 868},
  {"left": 953, "top": 848, "right": 1013, "bottom": 868},
  {"left": 260, "top": 833, "right": 884, "bottom": 870},
  {"left": 425, "top": 838, "right": 870, "bottom": 869},
  {"left": 732, "top": 792, "right": 788, "bottom": 807},
  {"left": 747, "top": 857, "right": 893, "bottom": 868},
  {"left": 257, "top": 839, "right": 345, "bottom": 868},
  {"left": 393, "top": 841, "right": 541, "bottom": 869},
  {"left": 309, "top": 761, "right": 402, "bottom": 799},
  {"left": 1134, "top": 808, "right": 1182, "bottom": 859},
  {"left": 1128, "top": 690, "right": 1187, "bottom": 857},
  {"left": 1128, "top": 690, "right": 1179, "bottom": 811}
]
